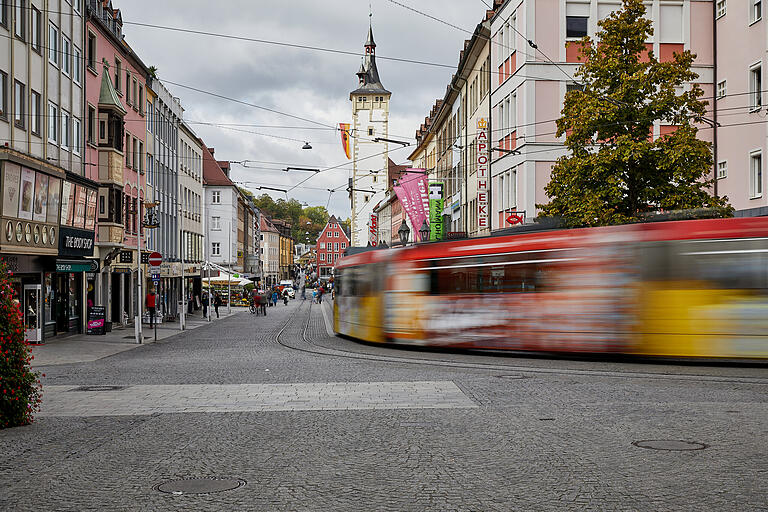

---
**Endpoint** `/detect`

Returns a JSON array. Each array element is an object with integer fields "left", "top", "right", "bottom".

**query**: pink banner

[
  {"left": 399, "top": 171, "right": 429, "bottom": 241},
  {"left": 393, "top": 183, "right": 419, "bottom": 242}
]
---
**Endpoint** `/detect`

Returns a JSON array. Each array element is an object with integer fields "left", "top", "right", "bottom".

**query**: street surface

[{"left": 1, "top": 299, "right": 767, "bottom": 511}]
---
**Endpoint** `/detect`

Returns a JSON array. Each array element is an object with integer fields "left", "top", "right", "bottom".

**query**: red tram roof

[{"left": 336, "top": 217, "right": 768, "bottom": 267}]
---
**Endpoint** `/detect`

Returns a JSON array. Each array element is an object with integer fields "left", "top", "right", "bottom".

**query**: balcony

[
  {"left": 98, "top": 223, "right": 125, "bottom": 247},
  {"left": 98, "top": 149, "right": 124, "bottom": 187}
]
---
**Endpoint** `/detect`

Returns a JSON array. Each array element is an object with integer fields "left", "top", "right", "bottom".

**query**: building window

[
  {"left": 0, "top": 71, "right": 6, "bottom": 120},
  {"left": 752, "top": 0, "right": 762, "bottom": 23},
  {"left": 114, "top": 58, "right": 121, "bottom": 92},
  {"left": 212, "top": 242, "right": 220, "bottom": 256},
  {"left": 73, "top": 117, "right": 81, "bottom": 154},
  {"left": 341, "top": 243, "right": 346, "bottom": 249},
  {"left": 132, "top": 78, "right": 138, "bottom": 110},
  {"left": 750, "top": 64, "right": 762, "bottom": 110},
  {"left": 320, "top": 242, "right": 325, "bottom": 249},
  {"left": 61, "top": 110, "right": 70, "bottom": 150},
  {"left": 13, "top": 80, "right": 24, "bottom": 128},
  {"left": 61, "top": 36, "right": 71, "bottom": 76},
  {"left": 717, "top": 80, "right": 727, "bottom": 99},
  {"left": 73, "top": 46, "right": 82, "bottom": 85},
  {"left": 211, "top": 216, "right": 221, "bottom": 230},
  {"left": 320, "top": 253, "right": 325, "bottom": 261},
  {"left": 335, "top": 231, "right": 339, "bottom": 237},
  {"left": 14, "top": 0, "right": 25, "bottom": 40},
  {"left": 566, "top": 16, "right": 588, "bottom": 39},
  {"left": 125, "top": 73, "right": 131, "bottom": 104},
  {"left": 0, "top": 2, "right": 6, "bottom": 27},
  {"left": 31, "top": 6, "right": 41, "bottom": 51},
  {"left": 364, "top": 195, "right": 370, "bottom": 202},
  {"left": 716, "top": 0, "right": 726, "bottom": 18},
  {"left": 87, "top": 32, "right": 96, "bottom": 69},
  {"left": 30, "top": 90, "right": 40, "bottom": 135},
  {"left": 717, "top": 161, "right": 727, "bottom": 180},
  {"left": 212, "top": 191, "right": 221, "bottom": 204},
  {"left": 750, "top": 151, "right": 763, "bottom": 198},
  {"left": 87, "top": 105, "right": 95, "bottom": 143},
  {"left": 368, "top": 127, "right": 373, "bottom": 136},
  {"left": 125, "top": 134, "right": 131, "bottom": 167},
  {"left": 334, "top": 242, "right": 339, "bottom": 251},
  {"left": 139, "top": 88, "right": 144, "bottom": 114},
  {"left": 48, "top": 102, "right": 58, "bottom": 142},
  {"left": 49, "top": 23, "right": 59, "bottom": 66}
]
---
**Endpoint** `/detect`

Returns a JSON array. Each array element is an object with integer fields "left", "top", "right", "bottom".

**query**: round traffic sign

[{"left": 148, "top": 252, "right": 162, "bottom": 266}]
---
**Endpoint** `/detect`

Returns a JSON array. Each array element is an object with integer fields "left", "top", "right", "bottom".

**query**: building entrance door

[
  {"left": 23, "top": 285, "right": 42, "bottom": 343},
  {"left": 55, "top": 274, "right": 69, "bottom": 333}
]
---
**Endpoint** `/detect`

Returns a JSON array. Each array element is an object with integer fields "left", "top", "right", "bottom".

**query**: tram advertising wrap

[{"left": 334, "top": 217, "right": 768, "bottom": 360}]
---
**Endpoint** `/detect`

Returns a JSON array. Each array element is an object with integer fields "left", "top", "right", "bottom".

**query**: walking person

[
  {"left": 145, "top": 289, "right": 157, "bottom": 328},
  {"left": 317, "top": 286, "right": 323, "bottom": 305},
  {"left": 202, "top": 292, "right": 209, "bottom": 318},
  {"left": 214, "top": 292, "right": 222, "bottom": 318},
  {"left": 271, "top": 289, "right": 279, "bottom": 307}
]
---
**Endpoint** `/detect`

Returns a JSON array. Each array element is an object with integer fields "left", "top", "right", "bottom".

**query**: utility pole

[
  {"left": 134, "top": 202, "right": 143, "bottom": 345},
  {"left": 228, "top": 221, "right": 232, "bottom": 315},
  {"left": 180, "top": 202, "right": 186, "bottom": 331}
]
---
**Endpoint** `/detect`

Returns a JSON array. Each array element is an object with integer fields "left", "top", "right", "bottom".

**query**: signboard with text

[
  {"left": 369, "top": 213, "right": 378, "bottom": 246},
  {"left": 476, "top": 118, "right": 489, "bottom": 230},
  {"left": 86, "top": 306, "right": 106, "bottom": 335},
  {"left": 57, "top": 226, "right": 95, "bottom": 258},
  {"left": 428, "top": 182, "right": 444, "bottom": 241}
]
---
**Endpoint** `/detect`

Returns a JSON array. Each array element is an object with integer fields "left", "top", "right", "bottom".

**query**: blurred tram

[{"left": 333, "top": 217, "right": 768, "bottom": 360}]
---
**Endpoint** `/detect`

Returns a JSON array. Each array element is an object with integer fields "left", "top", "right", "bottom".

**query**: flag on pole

[{"left": 339, "top": 123, "right": 351, "bottom": 159}]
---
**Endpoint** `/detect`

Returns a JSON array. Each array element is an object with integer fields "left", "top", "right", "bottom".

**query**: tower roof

[{"left": 351, "top": 24, "right": 390, "bottom": 96}]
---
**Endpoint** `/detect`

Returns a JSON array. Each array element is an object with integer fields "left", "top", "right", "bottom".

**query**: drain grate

[
  {"left": 495, "top": 374, "right": 527, "bottom": 379},
  {"left": 155, "top": 478, "right": 246, "bottom": 495},
  {"left": 633, "top": 440, "right": 708, "bottom": 451},
  {"left": 70, "top": 385, "right": 127, "bottom": 392}
]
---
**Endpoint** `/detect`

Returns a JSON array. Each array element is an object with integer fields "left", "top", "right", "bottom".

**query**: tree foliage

[
  {"left": 538, "top": 0, "right": 732, "bottom": 227},
  {"left": 0, "top": 261, "right": 42, "bottom": 428},
  {"left": 250, "top": 193, "right": 330, "bottom": 243}
]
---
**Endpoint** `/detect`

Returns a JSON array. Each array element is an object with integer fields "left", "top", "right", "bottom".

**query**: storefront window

[
  {"left": 68, "top": 273, "right": 80, "bottom": 320},
  {"left": 44, "top": 273, "right": 54, "bottom": 327}
]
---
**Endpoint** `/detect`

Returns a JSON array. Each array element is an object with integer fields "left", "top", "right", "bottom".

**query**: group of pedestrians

[
  {"left": 201, "top": 292, "right": 222, "bottom": 318},
  {"left": 248, "top": 286, "right": 292, "bottom": 315}
]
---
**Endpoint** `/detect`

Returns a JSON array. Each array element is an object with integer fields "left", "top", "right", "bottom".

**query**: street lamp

[
  {"left": 418, "top": 220, "right": 430, "bottom": 242},
  {"left": 398, "top": 220, "right": 410, "bottom": 247}
]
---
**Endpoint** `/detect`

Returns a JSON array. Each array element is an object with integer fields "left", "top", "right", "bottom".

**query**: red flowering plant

[{"left": 0, "top": 261, "right": 42, "bottom": 428}]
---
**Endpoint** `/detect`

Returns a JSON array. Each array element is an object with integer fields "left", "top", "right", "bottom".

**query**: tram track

[{"left": 272, "top": 300, "right": 768, "bottom": 385}]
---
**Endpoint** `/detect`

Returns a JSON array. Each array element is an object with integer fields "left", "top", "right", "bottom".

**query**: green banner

[{"left": 428, "top": 182, "right": 444, "bottom": 241}]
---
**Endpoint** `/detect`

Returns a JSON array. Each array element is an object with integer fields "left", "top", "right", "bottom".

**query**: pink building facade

[
  {"left": 84, "top": 1, "right": 149, "bottom": 328},
  {"left": 714, "top": 0, "right": 767, "bottom": 216},
  {"left": 489, "top": 0, "right": 719, "bottom": 228}
]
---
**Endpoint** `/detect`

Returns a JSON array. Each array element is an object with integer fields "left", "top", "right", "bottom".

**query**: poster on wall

[
  {"left": 46, "top": 178, "right": 62, "bottom": 224},
  {"left": 2, "top": 163, "right": 21, "bottom": 218},
  {"left": 33, "top": 173, "right": 49, "bottom": 222},
  {"left": 85, "top": 189, "right": 97, "bottom": 230},
  {"left": 60, "top": 181, "right": 72, "bottom": 226},
  {"left": 18, "top": 168, "right": 35, "bottom": 220},
  {"left": 73, "top": 186, "right": 86, "bottom": 229}
]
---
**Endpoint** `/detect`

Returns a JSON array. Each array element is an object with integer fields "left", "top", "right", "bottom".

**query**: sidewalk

[{"left": 30, "top": 307, "right": 247, "bottom": 367}]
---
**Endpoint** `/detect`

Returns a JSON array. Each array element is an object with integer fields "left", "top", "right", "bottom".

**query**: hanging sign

[
  {"left": 369, "top": 213, "right": 378, "bottom": 246},
  {"left": 477, "top": 118, "right": 489, "bottom": 229},
  {"left": 428, "top": 182, "right": 444, "bottom": 241}
]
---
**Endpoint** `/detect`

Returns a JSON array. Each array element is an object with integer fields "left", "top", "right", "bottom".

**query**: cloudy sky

[{"left": 123, "top": 0, "right": 489, "bottom": 219}]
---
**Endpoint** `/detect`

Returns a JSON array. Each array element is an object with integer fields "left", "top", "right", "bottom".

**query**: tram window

[
  {"left": 335, "top": 269, "right": 343, "bottom": 296},
  {"left": 429, "top": 253, "right": 552, "bottom": 295}
]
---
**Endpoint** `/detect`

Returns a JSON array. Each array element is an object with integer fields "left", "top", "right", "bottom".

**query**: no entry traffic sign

[{"left": 148, "top": 252, "right": 162, "bottom": 267}]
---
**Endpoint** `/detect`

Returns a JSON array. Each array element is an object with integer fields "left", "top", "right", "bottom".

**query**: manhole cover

[
  {"left": 633, "top": 440, "right": 708, "bottom": 451},
  {"left": 70, "top": 385, "right": 127, "bottom": 392},
  {"left": 155, "top": 478, "right": 246, "bottom": 495}
]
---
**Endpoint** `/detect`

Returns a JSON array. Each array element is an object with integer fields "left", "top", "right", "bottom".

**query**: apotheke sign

[{"left": 58, "top": 226, "right": 95, "bottom": 257}]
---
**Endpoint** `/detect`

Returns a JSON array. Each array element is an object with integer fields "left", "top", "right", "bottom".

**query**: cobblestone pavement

[{"left": 1, "top": 299, "right": 767, "bottom": 511}]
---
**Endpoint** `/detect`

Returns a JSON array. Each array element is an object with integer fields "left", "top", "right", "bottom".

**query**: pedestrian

[
  {"left": 283, "top": 290, "right": 289, "bottom": 305},
  {"left": 317, "top": 286, "right": 323, "bottom": 304},
  {"left": 202, "top": 292, "right": 209, "bottom": 318},
  {"left": 145, "top": 290, "right": 156, "bottom": 328},
  {"left": 271, "top": 289, "right": 279, "bottom": 307},
  {"left": 214, "top": 292, "right": 222, "bottom": 318}
]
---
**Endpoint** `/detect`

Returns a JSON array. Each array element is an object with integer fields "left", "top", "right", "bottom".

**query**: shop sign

[
  {"left": 58, "top": 226, "right": 95, "bottom": 258},
  {"left": 112, "top": 267, "right": 132, "bottom": 274},
  {"left": 428, "top": 182, "right": 444, "bottom": 241},
  {"left": 159, "top": 262, "right": 181, "bottom": 277},
  {"left": 119, "top": 251, "right": 133, "bottom": 263},
  {"left": 56, "top": 259, "right": 99, "bottom": 273},
  {"left": 476, "top": 118, "right": 489, "bottom": 229},
  {"left": 369, "top": 213, "right": 378, "bottom": 246}
]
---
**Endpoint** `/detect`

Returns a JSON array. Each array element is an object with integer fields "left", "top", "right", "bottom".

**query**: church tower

[{"left": 349, "top": 23, "right": 390, "bottom": 247}]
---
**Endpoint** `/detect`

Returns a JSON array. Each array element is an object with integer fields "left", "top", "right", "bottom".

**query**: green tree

[
  {"left": 538, "top": 0, "right": 731, "bottom": 227},
  {"left": 0, "top": 261, "right": 42, "bottom": 428}
]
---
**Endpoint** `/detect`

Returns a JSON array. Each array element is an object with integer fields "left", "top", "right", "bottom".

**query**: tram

[{"left": 333, "top": 217, "right": 768, "bottom": 359}]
